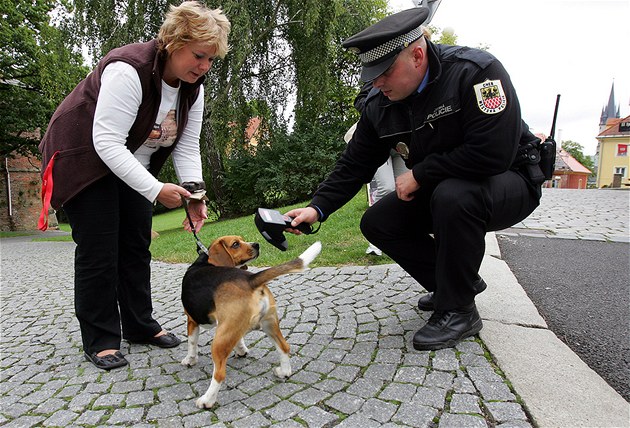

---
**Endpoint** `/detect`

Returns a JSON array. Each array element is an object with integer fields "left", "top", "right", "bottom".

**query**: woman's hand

[
  {"left": 156, "top": 183, "right": 207, "bottom": 232},
  {"left": 182, "top": 199, "right": 208, "bottom": 233},
  {"left": 157, "top": 183, "right": 190, "bottom": 208}
]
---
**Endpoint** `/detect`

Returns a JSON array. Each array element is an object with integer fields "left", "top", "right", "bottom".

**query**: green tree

[
  {"left": 428, "top": 25, "right": 457, "bottom": 45},
  {"left": 562, "top": 140, "right": 595, "bottom": 174},
  {"left": 203, "top": 0, "right": 387, "bottom": 216},
  {"left": 0, "top": 0, "right": 88, "bottom": 157},
  {"left": 70, "top": 0, "right": 169, "bottom": 59},
  {"left": 61, "top": 0, "right": 387, "bottom": 217}
]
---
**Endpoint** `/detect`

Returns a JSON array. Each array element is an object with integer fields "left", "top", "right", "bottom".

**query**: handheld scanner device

[{"left": 254, "top": 208, "right": 312, "bottom": 251}]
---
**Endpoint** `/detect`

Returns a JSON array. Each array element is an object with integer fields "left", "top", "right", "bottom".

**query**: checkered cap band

[{"left": 359, "top": 26, "right": 424, "bottom": 65}]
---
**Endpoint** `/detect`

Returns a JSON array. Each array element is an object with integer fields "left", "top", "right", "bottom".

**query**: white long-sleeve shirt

[{"left": 92, "top": 61, "right": 204, "bottom": 202}]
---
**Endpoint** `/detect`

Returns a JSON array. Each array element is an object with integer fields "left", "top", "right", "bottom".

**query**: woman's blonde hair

[{"left": 157, "top": 1, "right": 231, "bottom": 58}]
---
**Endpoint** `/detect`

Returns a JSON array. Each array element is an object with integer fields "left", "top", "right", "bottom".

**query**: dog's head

[{"left": 206, "top": 235, "right": 259, "bottom": 268}]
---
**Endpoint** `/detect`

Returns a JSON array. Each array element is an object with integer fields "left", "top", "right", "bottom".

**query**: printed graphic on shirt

[
  {"left": 473, "top": 79, "right": 507, "bottom": 114},
  {"left": 145, "top": 110, "right": 177, "bottom": 148}
]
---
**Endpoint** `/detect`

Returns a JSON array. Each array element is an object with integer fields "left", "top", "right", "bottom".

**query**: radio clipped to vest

[{"left": 514, "top": 94, "right": 560, "bottom": 182}]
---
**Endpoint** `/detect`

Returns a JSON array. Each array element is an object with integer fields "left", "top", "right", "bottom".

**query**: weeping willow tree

[
  {"left": 1, "top": 0, "right": 88, "bottom": 158},
  {"left": 65, "top": 0, "right": 387, "bottom": 216}
]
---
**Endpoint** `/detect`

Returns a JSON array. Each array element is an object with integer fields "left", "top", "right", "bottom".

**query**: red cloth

[{"left": 38, "top": 151, "right": 58, "bottom": 231}]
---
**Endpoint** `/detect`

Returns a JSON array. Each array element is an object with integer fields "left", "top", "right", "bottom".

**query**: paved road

[
  {"left": 497, "top": 236, "right": 629, "bottom": 401},
  {"left": 496, "top": 188, "right": 630, "bottom": 403}
]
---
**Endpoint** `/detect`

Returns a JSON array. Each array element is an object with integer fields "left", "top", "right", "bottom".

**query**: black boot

[
  {"left": 417, "top": 278, "right": 487, "bottom": 311},
  {"left": 412, "top": 303, "right": 483, "bottom": 351}
]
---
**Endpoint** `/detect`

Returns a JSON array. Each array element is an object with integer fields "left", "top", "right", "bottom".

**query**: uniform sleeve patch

[{"left": 474, "top": 79, "right": 507, "bottom": 114}]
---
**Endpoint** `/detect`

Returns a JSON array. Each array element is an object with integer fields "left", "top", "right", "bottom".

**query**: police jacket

[
  {"left": 38, "top": 40, "right": 204, "bottom": 209},
  {"left": 310, "top": 40, "right": 542, "bottom": 221}
]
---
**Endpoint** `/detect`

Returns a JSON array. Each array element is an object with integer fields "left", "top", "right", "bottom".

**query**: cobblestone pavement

[
  {"left": 3, "top": 188, "right": 626, "bottom": 427},
  {"left": 503, "top": 188, "right": 629, "bottom": 242},
  {"left": 0, "top": 238, "right": 530, "bottom": 427}
]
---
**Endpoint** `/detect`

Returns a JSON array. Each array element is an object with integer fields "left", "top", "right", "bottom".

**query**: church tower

[{"left": 599, "top": 82, "right": 620, "bottom": 132}]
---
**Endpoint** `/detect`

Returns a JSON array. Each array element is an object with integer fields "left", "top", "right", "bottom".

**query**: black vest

[{"left": 39, "top": 40, "right": 203, "bottom": 208}]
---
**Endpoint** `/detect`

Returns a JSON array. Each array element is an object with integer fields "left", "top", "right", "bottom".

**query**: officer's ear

[{"left": 411, "top": 45, "right": 425, "bottom": 67}]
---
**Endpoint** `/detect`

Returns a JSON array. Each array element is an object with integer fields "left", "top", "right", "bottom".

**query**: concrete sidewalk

[
  {"left": 1, "top": 231, "right": 628, "bottom": 427},
  {"left": 479, "top": 234, "right": 628, "bottom": 428}
]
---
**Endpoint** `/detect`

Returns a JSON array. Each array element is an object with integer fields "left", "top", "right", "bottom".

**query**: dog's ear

[{"left": 207, "top": 239, "right": 236, "bottom": 267}]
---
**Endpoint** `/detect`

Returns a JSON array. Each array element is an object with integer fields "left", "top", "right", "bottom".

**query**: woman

[{"left": 38, "top": 1, "right": 231, "bottom": 370}]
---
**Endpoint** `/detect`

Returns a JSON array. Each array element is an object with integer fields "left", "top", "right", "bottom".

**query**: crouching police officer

[{"left": 286, "top": 7, "right": 544, "bottom": 350}]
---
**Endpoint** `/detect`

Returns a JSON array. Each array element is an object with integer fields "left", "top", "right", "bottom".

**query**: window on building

[
  {"left": 614, "top": 167, "right": 627, "bottom": 177},
  {"left": 617, "top": 144, "right": 628, "bottom": 156}
]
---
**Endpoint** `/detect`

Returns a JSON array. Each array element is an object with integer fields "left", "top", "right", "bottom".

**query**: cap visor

[{"left": 360, "top": 55, "right": 397, "bottom": 82}]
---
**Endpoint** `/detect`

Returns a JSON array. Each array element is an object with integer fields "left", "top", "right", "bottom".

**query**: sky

[{"left": 387, "top": 0, "right": 630, "bottom": 155}]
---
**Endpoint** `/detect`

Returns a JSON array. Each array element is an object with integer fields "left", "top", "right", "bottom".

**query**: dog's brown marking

[{"left": 206, "top": 235, "right": 256, "bottom": 267}]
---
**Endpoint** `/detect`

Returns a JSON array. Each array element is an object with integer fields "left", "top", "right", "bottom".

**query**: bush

[
  {"left": 221, "top": 124, "right": 346, "bottom": 215},
  {"left": 156, "top": 123, "right": 347, "bottom": 218}
]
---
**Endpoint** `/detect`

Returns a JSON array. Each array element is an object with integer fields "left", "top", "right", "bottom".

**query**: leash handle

[{"left": 181, "top": 195, "right": 208, "bottom": 255}]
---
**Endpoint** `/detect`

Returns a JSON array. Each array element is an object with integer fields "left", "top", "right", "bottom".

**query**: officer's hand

[
  {"left": 284, "top": 207, "right": 318, "bottom": 235},
  {"left": 395, "top": 171, "right": 420, "bottom": 201},
  {"left": 157, "top": 183, "right": 190, "bottom": 209}
]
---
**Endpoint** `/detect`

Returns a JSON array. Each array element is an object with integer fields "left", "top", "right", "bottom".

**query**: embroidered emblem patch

[{"left": 473, "top": 79, "right": 507, "bottom": 114}]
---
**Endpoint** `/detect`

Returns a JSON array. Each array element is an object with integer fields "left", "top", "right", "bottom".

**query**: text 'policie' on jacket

[
  {"left": 310, "top": 39, "right": 544, "bottom": 221},
  {"left": 38, "top": 40, "right": 204, "bottom": 210}
]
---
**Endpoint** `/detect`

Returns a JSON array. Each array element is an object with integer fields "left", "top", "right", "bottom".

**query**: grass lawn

[
  {"left": 27, "top": 187, "right": 393, "bottom": 267},
  {"left": 151, "top": 188, "right": 393, "bottom": 267}
]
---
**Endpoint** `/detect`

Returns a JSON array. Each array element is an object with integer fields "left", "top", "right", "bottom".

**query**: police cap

[{"left": 342, "top": 7, "right": 430, "bottom": 82}]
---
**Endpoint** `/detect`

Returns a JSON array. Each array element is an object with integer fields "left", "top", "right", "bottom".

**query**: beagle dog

[{"left": 180, "top": 235, "right": 321, "bottom": 408}]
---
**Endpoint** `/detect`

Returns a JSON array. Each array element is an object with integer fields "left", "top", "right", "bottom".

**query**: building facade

[
  {"left": 0, "top": 153, "right": 42, "bottom": 230},
  {"left": 545, "top": 147, "right": 592, "bottom": 189},
  {"left": 596, "top": 116, "right": 630, "bottom": 188}
]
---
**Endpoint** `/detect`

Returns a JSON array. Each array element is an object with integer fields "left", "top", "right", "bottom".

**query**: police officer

[{"left": 286, "top": 7, "right": 543, "bottom": 350}]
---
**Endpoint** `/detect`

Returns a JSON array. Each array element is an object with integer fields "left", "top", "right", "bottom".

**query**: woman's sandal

[
  {"left": 85, "top": 351, "right": 128, "bottom": 370},
  {"left": 129, "top": 332, "right": 181, "bottom": 348}
]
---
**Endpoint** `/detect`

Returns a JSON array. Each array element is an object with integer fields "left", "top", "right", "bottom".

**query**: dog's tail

[{"left": 247, "top": 241, "right": 322, "bottom": 289}]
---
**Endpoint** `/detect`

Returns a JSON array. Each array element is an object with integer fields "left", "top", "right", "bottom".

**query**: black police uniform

[
  {"left": 306, "top": 7, "right": 544, "bottom": 350},
  {"left": 312, "top": 38, "right": 542, "bottom": 305}
]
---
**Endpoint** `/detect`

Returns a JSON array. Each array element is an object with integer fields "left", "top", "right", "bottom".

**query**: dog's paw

[
  {"left": 181, "top": 355, "right": 198, "bottom": 367},
  {"left": 195, "top": 396, "right": 216, "bottom": 409},
  {"left": 274, "top": 366, "right": 292, "bottom": 378},
  {"left": 234, "top": 349, "right": 248, "bottom": 358},
  {"left": 234, "top": 339, "right": 249, "bottom": 357}
]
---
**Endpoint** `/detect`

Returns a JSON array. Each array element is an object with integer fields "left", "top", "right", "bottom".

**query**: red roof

[
  {"left": 598, "top": 115, "right": 630, "bottom": 137},
  {"left": 555, "top": 148, "right": 591, "bottom": 174},
  {"left": 245, "top": 117, "right": 261, "bottom": 140}
]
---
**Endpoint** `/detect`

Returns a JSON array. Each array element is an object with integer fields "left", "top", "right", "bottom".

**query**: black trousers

[
  {"left": 63, "top": 174, "right": 161, "bottom": 355},
  {"left": 361, "top": 171, "right": 541, "bottom": 311}
]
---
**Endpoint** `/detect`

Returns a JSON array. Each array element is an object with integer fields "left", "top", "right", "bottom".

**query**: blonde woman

[{"left": 39, "top": 1, "right": 230, "bottom": 370}]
